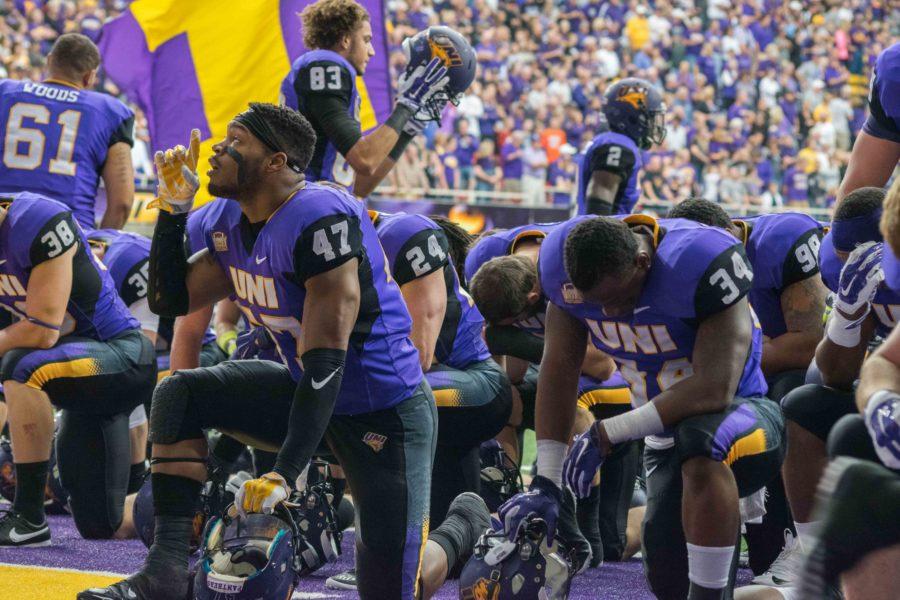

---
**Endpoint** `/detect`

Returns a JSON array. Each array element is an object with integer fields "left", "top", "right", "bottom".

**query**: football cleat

[{"left": 0, "top": 509, "right": 50, "bottom": 547}]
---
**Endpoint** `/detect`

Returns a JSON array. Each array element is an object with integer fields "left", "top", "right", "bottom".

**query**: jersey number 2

[{"left": 3, "top": 103, "right": 81, "bottom": 175}]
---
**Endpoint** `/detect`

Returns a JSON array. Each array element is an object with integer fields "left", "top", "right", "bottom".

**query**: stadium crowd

[
  {"left": 384, "top": 0, "right": 897, "bottom": 209},
  {"left": 0, "top": 0, "right": 896, "bottom": 210}
]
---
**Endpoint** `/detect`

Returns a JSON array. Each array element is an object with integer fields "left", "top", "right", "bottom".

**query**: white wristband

[
  {"left": 603, "top": 402, "right": 665, "bottom": 444},
  {"left": 536, "top": 439, "right": 568, "bottom": 488},
  {"left": 826, "top": 310, "right": 864, "bottom": 348}
]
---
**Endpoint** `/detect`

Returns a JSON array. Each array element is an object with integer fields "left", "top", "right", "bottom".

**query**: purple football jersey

[
  {"left": 464, "top": 223, "right": 557, "bottom": 284},
  {"left": 733, "top": 213, "right": 824, "bottom": 337},
  {"left": 862, "top": 42, "right": 900, "bottom": 143},
  {"left": 87, "top": 228, "right": 216, "bottom": 349},
  {"left": 0, "top": 79, "right": 134, "bottom": 229},
  {"left": 576, "top": 132, "right": 642, "bottom": 215},
  {"left": 540, "top": 215, "right": 768, "bottom": 448},
  {"left": 197, "top": 183, "right": 422, "bottom": 415},
  {"left": 281, "top": 50, "right": 360, "bottom": 188},
  {"left": 375, "top": 212, "right": 491, "bottom": 369},
  {"left": 0, "top": 192, "right": 138, "bottom": 339}
]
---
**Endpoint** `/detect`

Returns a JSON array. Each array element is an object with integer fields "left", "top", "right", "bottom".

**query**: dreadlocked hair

[{"left": 430, "top": 215, "right": 475, "bottom": 286}]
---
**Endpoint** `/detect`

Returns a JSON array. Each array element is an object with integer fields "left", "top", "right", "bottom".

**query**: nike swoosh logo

[
  {"left": 255, "top": 256, "right": 267, "bottom": 264},
  {"left": 770, "top": 576, "right": 791, "bottom": 586},
  {"left": 634, "top": 306, "right": 650, "bottom": 314},
  {"left": 311, "top": 368, "right": 339, "bottom": 390},
  {"left": 8, "top": 527, "right": 46, "bottom": 543},
  {"left": 0, "top": 260, "right": 6, "bottom": 266}
]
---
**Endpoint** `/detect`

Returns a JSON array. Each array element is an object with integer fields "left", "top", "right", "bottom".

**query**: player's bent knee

[
  {"left": 827, "top": 414, "right": 878, "bottom": 462},
  {"left": 781, "top": 384, "right": 854, "bottom": 442},
  {"left": 70, "top": 507, "right": 120, "bottom": 540},
  {"left": 149, "top": 372, "right": 202, "bottom": 445}
]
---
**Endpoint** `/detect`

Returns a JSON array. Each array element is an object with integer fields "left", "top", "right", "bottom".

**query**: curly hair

[
  {"left": 429, "top": 215, "right": 474, "bottom": 285},
  {"left": 301, "top": 0, "right": 370, "bottom": 50},
  {"left": 667, "top": 197, "right": 732, "bottom": 229},
  {"left": 565, "top": 217, "right": 638, "bottom": 291},
  {"left": 248, "top": 102, "right": 317, "bottom": 172}
]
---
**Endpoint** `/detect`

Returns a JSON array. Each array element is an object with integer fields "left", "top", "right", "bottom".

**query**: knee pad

[
  {"left": 827, "top": 414, "right": 879, "bottom": 462},
  {"left": 781, "top": 384, "right": 856, "bottom": 442},
  {"left": 149, "top": 372, "right": 201, "bottom": 444}
]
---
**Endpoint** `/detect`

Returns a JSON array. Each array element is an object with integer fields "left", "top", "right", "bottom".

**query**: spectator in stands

[
  {"left": 521, "top": 134, "right": 548, "bottom": 205},
  {"left": 500, "top": 131, "right": 525, "bottom": 194}
]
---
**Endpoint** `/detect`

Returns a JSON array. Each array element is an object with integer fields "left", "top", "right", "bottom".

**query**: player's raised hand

[
  {"left": 149, "top": 128, "right": 202, "bottom": 214},
  {"left": 397, "top": 57, "right": 449, "bottom": 118}
]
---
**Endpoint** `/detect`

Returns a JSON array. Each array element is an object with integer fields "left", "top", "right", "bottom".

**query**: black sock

[
  {"left": 128, "top": 461, "right": 148, "bottom": 495},
  {"left": 428, "top": 526, "right": 461, "bottom": 573},
  {"left": 576, "top": 483, "right": 603, "bottom": 566},
  {"left": 144, "top": 473, "right": 203, "bottom": 573},
  {"left": 687, "top": 582, "right": 725, "bottom": 600},
  {"left": 12, "top": 461, "right": 48, "bottom": 524}
]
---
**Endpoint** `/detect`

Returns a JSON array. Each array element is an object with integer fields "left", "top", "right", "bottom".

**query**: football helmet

[
  {"left": 602, "top": 78, "right": 666, "bottom": 150},
  {"left": 0, "top": 435, "right": 69, "bottom": 514},
  {"left": 193, "top": 504, "right": 301, "bottom": 600},
  {"left": 293, "top": 460, "right": 342, "bottom": 575},
  {"left": 479, "top": 440, "right": 523, "bottom": 513},
  {"left": 133, "top": 470, "right": 246, "bottom": 552},
  {"left": 0, "top": 437, "right": 14, "bottom": 504},
  {"left": 459, "top": 516, "right": 574, "bottom": 600},
  {"left": 402, "top": 26, "right": 477, "bottom": 122}
]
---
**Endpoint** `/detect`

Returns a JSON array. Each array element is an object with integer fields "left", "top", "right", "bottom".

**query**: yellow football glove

[
  {"left": 216, "top": 329, "right": 238, "bottom": 357},
  {"left": 149, "top": 128, "right": 201, "bottom": 214},
  {"left": 235, "top": 472, "right": 290, "bottom": 516}
]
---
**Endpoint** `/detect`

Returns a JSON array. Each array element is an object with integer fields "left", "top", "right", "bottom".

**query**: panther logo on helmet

[
  {"left": 428, "top": 35, "right": 464, "bottom": 67},
  {"left": 461, "top": 573, "right": 501, "bottom": 600},
  {"left": 616, "top": 86, "right": 649, "bottom": 110}
]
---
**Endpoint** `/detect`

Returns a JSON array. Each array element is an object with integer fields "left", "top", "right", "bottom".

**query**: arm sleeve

[
  {"left": 589, "top": 143, "right": 637, "bottom": 179},
  {"left": 148, "top": 211, "right": 190, "bottom": 317},
  {"left": 108, "top": 115, "right": 135, "bottom": 148},
  {"left": 29, "top": 211, "right": 79, "bottom": 267},
  {"left": 295, "top": 62, "right": 362, "bottom": 155},
  {"left": 293, "top": 214, "right": 364, "bottom": 283},
  {"left": 694, "top": 244, "right": 755, "bottom": 321},
  {"left": 485, "top": 324, "right": 545, "bottom": 363}
]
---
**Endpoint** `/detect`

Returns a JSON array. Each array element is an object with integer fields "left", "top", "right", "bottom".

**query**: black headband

[{"left": 235, "top": 107, "right": 303, "bottom": 173}]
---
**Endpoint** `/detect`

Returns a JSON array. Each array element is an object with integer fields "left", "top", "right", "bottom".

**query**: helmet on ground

[
  {"left": 459, "top": 516, "right": 573, "bottom": 600},
  {"left": 193, "top": 504, "right": 301, "bottom": 600},
  {"left": 293, "top": 460, "right": 342, "bottom": 575},
  {"left": 479, "top": 440, "right": 523, "bottom": 513}
]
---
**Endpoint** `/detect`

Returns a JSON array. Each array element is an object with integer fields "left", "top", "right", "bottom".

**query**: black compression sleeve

[
  {"left": 305, "top": 95, "right": 363, "bottom": 156},
  {"left": 273, "top": 348, "right": 346, "bottom": 485},
  {"left": 148, "top": 211, "right": 190, "bottom": 317},
  {"left": 586, "top": 197, "right": 615, "bottom": 216},
  {"left": 485, "top": 325, "right": 545, "bottom": 364},
  {"left": 388, "top": 131, "right": 416, "bottom": 162}
]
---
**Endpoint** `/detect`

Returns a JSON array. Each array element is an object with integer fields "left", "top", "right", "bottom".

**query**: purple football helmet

[
  {"left": 602, "top": 77, "right": 666, "bottom": 150},
  {"left": 459, "top": 516, "right": 573, "bottom": 600},
  {"left": 401, "top": 26, "right": 477, "bottom": 121}
]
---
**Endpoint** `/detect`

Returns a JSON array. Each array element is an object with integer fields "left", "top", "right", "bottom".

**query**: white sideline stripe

[{"left": 0, "top": 561, "right": 130, "bottom": 578}]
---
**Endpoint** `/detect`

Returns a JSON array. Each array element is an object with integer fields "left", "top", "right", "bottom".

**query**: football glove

[
  {"left": 563, "top": 424, "right": 607, "bottom": 499},
  {"left": 865, "top": 390, "right": 900, "bottom": 470},
  {"left": 149, "top": 128, "right": 201, "bottom": 214},
  {"left": 235, "top": 472, "right": 290, "bottom": 517},
  {"left": 498, "top": 475, "right": 561, "bottom": 544},
  {"left": 835, "top": 241, "right": 884, "bottom": 316},
  {"left": 396, "top": 57, "right": 449, "bottom": 117},
  {"left": 216, "top": 329, "right": 238, "bottom": 357}
]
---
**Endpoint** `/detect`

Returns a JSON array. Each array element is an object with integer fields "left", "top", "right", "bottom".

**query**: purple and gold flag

[{"left": 99, "top": 0, "right": 391, "bottom": 205}]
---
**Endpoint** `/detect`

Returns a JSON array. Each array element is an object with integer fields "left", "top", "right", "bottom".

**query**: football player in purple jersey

[
  {"left": 281, "top": 0, "right": 474, "bottom": 196},
  {"left": 502, "top": 215, "right": 785, "bottom": 600},
  {"left": 0, "top": 34, "right": 135, "bottom": 230},
  {"left": 80, "top": 104, "right": 489, "bottom": 600},
  {"left": 0, "top": 193, "right": 156, "bottom": 547}
]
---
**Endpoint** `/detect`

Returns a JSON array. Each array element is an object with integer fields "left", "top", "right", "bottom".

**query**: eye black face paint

[{"left": 224, "top": 146, "right": 248, "bottom": 186}]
